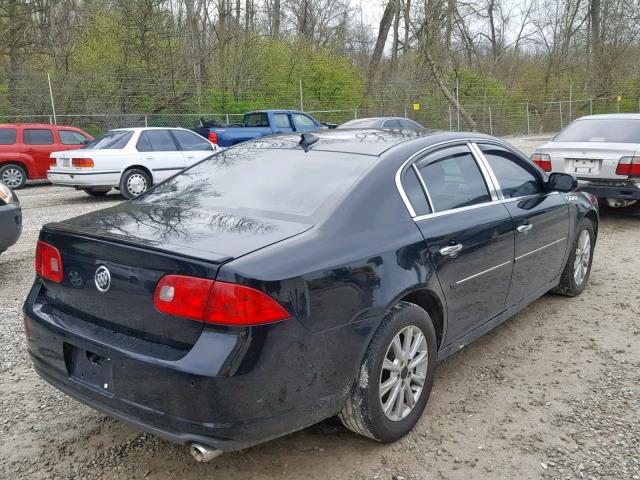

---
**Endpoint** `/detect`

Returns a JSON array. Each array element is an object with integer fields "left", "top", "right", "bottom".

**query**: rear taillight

[
  {"left": 207, "top": 132, "right": 218, "bottom": 144},
  {"left": 35, "top": 240, "right": 64, "bottom": 283},
  {"left": 72, "top": 158, "right": 94, "bottom": 168},
  {"left": 615, "top": 156, "right": 640, "bottom": 176},
  {"left": 531, "top": 153, "right": 552, "bottom": 172},
  {"left": 50, "top": 157, "right": 57, "bottom": 166},
  {"left": 153, "top": 275, "right": 290, "bottom": 326}
]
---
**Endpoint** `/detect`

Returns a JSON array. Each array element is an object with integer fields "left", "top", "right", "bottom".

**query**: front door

[
  {"left": 476, "top": 143, "right": 570, "bottom": 304},
  {"left": 412, "top": 145, "right": 515, "bottom": 344}
]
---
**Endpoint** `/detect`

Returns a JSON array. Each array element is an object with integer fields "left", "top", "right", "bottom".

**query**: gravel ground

[{"left": 0, "top": 136, "right": 638, "bottom": 480}]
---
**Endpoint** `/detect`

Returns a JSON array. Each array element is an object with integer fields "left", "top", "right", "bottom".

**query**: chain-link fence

[{"left": 1, "top": 96, "right": 637, "bottom": 137}]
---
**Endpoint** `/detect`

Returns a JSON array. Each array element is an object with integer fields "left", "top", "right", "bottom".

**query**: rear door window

[
  {"left": 24, "top": 128, "right": 54, "bottom": 145},
  {"left": 138, "top": 148, "right": 375, "bottom": 220},
  {"left": 0, "top": 128, "right": 17, "bottom": 145},
  {"left": 244, "top": 113, "right": 269, "bottom": 127},
  {"left": 59, "top": 130, "right": 89, "bottom": 145},
  {"left": 274, "top": 114, "right": 292, "bottom": 129},
  {"left": 383, "top": 119, "right": 401, "bottom": 128},
  {"left": 171, "top": 130, "right": 213, "bottom": 151},
  {"left": 416, "top": 145, "right": 491, "bottom": 212},
  {"left": 138, "top": 130, "right": 178, "bottom": 152},
  {"left": 400, "top": 119, "right": 421, "bottom": 129},
  {"left": 85, "top": 131, "right": 133, "bottom": 149}
]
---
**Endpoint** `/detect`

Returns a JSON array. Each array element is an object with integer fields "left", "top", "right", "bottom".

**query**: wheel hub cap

[
  {"left": 379, "top": 325, "right": 429, "bottom": 422},
  {"left": 573, "top": 229, "right": 591, "bottom": 285},
  {"left": 127, "top": 174, "right": 147, "bottom": 196},
  {"left": 1, "top": 168, "right": 23, "bottom": 188}
]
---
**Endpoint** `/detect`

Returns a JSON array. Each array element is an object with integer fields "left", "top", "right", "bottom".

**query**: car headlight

[{"left": 0, "top": 182, "right": 16, "bottom": 205}]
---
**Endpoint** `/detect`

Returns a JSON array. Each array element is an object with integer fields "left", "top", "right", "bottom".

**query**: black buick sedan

[
  {"left": 0, "top": 182, "right": 21, "bottom": 255},
  {"left": 24, "top": 129, "right": 597, "bottom": 461}
]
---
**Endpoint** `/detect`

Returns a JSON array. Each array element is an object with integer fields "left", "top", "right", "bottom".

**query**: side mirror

[{"left": 548, "top": 172, "right": 577, "bottom": 192}]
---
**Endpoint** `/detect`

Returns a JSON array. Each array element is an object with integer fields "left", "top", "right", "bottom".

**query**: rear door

[
  {"left": 272, "top": 113, "right": 294, "bottom": 134},
  {"left": 136, "top": 129, "right": 185, "bottom": 181},
  {"left": 170, "top": 129, "right": 215, "bottom": 167},
  {"left": 476, "top": 143, "right": 570, "bottom": 304},
  {"left": 23, "top": 127, "right": 56, "bottom": 177},
  {"left": 410, "top": 144, "right": 514, "bottom": 344}
]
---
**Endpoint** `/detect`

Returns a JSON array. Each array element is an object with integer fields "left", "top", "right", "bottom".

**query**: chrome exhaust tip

[{"left": 189, "top": 443, "right": 223, "bottom": 462}]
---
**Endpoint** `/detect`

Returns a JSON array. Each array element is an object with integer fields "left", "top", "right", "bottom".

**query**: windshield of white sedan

[
  {"left": 554, "top": 119, "right": 640, "bottom": 143},
  {"left": 138, "top": 147, "right": 375, "bottom": 220},
  {"left": 84, "top": 131, "right": 133, "bottom": 149}
]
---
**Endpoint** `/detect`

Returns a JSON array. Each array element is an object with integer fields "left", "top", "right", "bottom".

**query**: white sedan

[{"left": 48, "top": 127, "right": 218, "bottom": 198}]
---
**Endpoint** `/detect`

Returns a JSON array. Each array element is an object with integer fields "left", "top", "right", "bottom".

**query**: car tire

[
  {"left": 339, "top": 301, "right": 437, "bottom": 442},
  {"left": 119, "top": 169, "right": 151, "bottom": 199},
  {"left": 83, "top": 188, "right": 110, "bottom": 197},
  {"left": 0, "top": 164, "right": 27, "bottom": 189},
  {"left": 553, "top": 217, "right": 595, "bottom": 297}
]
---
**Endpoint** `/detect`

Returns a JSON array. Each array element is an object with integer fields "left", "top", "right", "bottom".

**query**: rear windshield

[
  {"left": 137, "top": 146, "right": 375, "bottom": 221},
  {"left": 554, "top": 119, "right": 640, "bottom": 143},
  {"left": 84, "top": 130, "right": 133, "bottom": 149}
]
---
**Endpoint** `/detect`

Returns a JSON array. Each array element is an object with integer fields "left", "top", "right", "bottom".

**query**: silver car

[
  {"left": 338, "top": 117, "right": 423, "bottom": 129},
  {"left": 532, "top": 114, "right": 640, "bottom": 210}
]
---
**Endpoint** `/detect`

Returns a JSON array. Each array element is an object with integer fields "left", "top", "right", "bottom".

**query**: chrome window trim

[
  {"left": 412, "top": 163, "right": 434, "bottom": 212},
  {"left": 455, "top": 260, "right": 513, "bottom": 285},
  {"left": 412, "top": 199, "right": 506, "bottom": 221},
  {"left": 395, "top": 137, "right": 554, "bottom": 221},
  {"left": 395, "top": 139, "right": 472, "bottom": 218},
  {"left": 515, "top": 237, "right": 567, "bottom": 261},
  {"left": 468, "top": 142, "right": 503, "bottom": 201}
]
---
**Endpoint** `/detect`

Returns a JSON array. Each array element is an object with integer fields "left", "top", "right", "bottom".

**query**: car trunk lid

[
  {"left": 40, "top": 202, "right": 312, "bottom": 348},
  {"left": 540, "top": 142, "right": 638, "bottom": 180}
]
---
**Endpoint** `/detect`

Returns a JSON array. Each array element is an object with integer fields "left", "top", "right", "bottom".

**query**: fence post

[
  {"left": 354, "top": 109, "right": 358, "bottom": 119},
  {"left": 226, "top": 114, "right": 230, "bottom": 124},
  {"left": 144, "top": 115, "right": 148, "bottom": 127},
  {"left": 569, "top": 77, "right": 573, "bottom": 121},
  {"left": 526, "top": 103, "right": 531, "bottom": 135},
  {"left": 49, "top": 115, "right": 53, "bottom": 125},
  {"left": 488, "top": 105, "right": 493, "bottom": 135},
  {"left": 404, "top": 106, "right": 407, "bottom": 118},
  {"left": 299, "top": 79, "right": 304, "bottom": 112},
  {"left": 448, "top": 106, "right": 453, "bottom": 131},
  {"left": 559, "top": 101, "right": 563, "bottom": 129}
]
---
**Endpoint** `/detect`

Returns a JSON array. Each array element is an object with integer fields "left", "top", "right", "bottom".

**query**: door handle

[
  {"left": 439, "top": 244, "right": 463, "bottom": 257},
  {"left": 517, "top": 224, "right": 533, "bottom": 233},
  {"left": 144, "top": 156, "right": 154, "bottom": 160}
]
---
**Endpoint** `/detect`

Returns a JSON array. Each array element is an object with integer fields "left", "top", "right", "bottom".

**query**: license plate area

[
  {"left": 60, "top": 158, "right": 70, "bottom": 168},
  {"left": 64, "top": 343, "right": 113, "bottom": 392},
  {"left": 568, "top": 158, "right": 600, "bottom": 174}
]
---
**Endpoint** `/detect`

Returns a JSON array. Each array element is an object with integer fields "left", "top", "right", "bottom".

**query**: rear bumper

[
  {"left": 47, "top": 170, "right": 121, "bottom": 188},
  {"left": 577, "top": 182, "right": 640, "bottom": 200},
  {"left": 0, "top": 203, "right": 22, "bottom": 252},
  {"left": 24, "top": 283, "right": 377, "bottom": 451}
]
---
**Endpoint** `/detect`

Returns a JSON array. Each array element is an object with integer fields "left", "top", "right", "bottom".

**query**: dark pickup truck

[{"left": 193, "top": 110, "right": 333, "bottom": 148}]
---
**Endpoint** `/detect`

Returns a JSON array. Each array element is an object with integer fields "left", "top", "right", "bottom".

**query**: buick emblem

[{"left": 94, "top": 266, "right": 111, "bottom": 293}]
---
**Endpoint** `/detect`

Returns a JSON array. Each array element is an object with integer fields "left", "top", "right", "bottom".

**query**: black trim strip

[{"left": 48, "top": 170, "right": 119, "bottom": 176}]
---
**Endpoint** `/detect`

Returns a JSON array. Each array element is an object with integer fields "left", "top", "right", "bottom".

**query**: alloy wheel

[
  {"left": 573, "top": 229, "right": 591, "bottom": 285},
  {"left": 1, "top": 168, "right": 24, "bottom": 188},
  {"left": 379, "top": 325, "right": 429, "bottom": 421}
]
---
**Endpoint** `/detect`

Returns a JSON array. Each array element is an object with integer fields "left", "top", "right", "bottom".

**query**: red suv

[{"left": 0, "top": 124, "right": 94, "bottom": 189}]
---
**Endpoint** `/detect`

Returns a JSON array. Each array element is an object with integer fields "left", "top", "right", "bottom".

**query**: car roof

[
  {"left": 572, "top": 114, "right": 640, "bottom": 121},
  {"left": 109, "top": 127, "right": 193, "bottom": 132},
  {"left": 0, "top": 123, "right": 80, "bottom": 129},
  {"left": 241, "top": 129, "right": 493, "bottom": 157}
]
